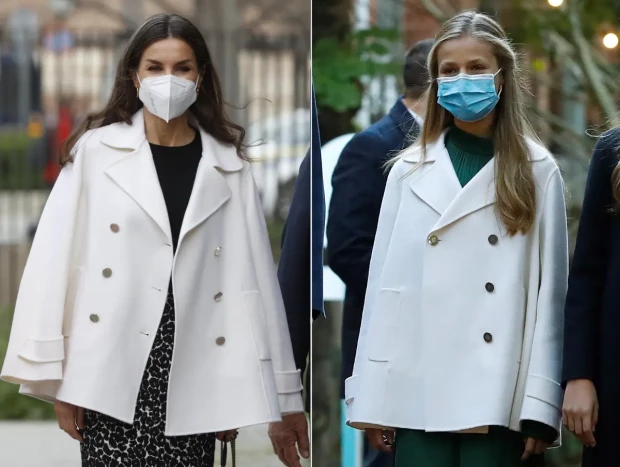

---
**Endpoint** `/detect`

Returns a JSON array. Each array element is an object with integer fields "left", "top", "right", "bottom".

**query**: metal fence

[{"left": 0, "top": 27, "right": 310, "bottom": 307}]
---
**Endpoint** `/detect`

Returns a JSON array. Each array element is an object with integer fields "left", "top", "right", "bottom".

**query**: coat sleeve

[
  {"left": 242, "top": 164, "right": 304, "bottom": 415},
  {"left": 519, "top": 168, "right": 568, "bottom": 437},
  {"left": 277, "top": 152, "right": 310, "bottom": 387},
  {"left": 1, "top": 141, "right": 85, "bottom": 387},
  {"left": 344, "top": 161, "right": 402, "bottom": 424},
  {"left": 562, "top": 132, "right": 616, "bottom": 385}
]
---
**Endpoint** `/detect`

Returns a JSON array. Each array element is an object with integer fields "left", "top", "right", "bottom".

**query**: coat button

[
  {"left": 110, "top": 223, "right": 120, "bottom": 233},
  {"left": 216, "top": 336, "right": 226, "bottom": 346},
  {"left": 488, "top": 234, "right": 498, "bottom": 245},
  {"left": 89, "top": 314, "right": 100, "bottom": 323},
  {"left": 214, "top": 247, "right": 222, "bottom": 256},
  {"left": 102, "top": 268, "right": 112, "bottom": 278},
  {"left": 485, "top": 282, "right": 494, "bottom": 292},
  {"left": 214, "top": 292, "right": 223, "bottom": 302},
  {"left": 428, "top": 235, "right": 439, "bottom": 246},
  {"left": 483, "top": 332, "right": 493, "bottom": 343}
]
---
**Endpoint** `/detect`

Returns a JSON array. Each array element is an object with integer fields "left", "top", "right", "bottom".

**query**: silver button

[
  {"left": 214, "top": 292, "right": 223, "bottom": 302},
  {"left": 215, "top": 336, "right": 226, "bottom": 346},
  {"left": 102, "top": 268, "right": 112, "bottom": 278},
  {"left": 89, "top": 314, "right": 100, "bottom": 323},
  {"left": 214, "top": 247, "right": 222, "bottom": 256},
  {"left": 428, "top": 235, "right": 439, "bottom": 246}
]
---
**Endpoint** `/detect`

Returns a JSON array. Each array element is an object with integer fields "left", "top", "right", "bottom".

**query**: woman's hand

[
  {"left": 54, "top": 400, "right": 85, "bottom": 442},
  {"left": 522, "top": 438, "right": 549, "bottom": 460},
  {"left": 563, "top": 378, "right": 599, "bottom": 447},
  {"left": 365, "top": 428, "right": 395, "bottom": 453}
]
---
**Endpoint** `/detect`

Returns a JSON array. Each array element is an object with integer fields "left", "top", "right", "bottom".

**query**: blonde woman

[{"left": 344, "top": 11, "right": 568, "bottom": 467}]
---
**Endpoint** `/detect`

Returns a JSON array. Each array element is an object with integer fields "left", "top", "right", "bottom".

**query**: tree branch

[
  {"left": 567, "top": 3, "right": 620, "bottom": 126},
  {"left": 418, "top": 0, "right": 451, "bottom": 22}
]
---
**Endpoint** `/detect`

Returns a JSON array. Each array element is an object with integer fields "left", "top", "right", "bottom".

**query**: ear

[
  {"left": 197, "top": 67, "right": 206, "bottom": 89},
  {"left": 131, "top": 70, "right": 140, "bottom": 93}
]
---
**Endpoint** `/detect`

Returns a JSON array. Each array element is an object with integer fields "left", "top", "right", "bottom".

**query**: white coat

[
  {"left": 0, "top": 110, "right": 303, "bottom": 435},
  {"left": 345, "top": 131, "right": 568, "bottom": 440}
]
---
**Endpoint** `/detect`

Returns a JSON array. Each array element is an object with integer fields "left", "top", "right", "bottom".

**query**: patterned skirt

[{"left": 80, "top": 293, "right": 216, "bottom": 467}]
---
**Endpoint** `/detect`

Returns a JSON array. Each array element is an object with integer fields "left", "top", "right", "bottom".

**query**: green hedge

[
  {"left": 0, "top": 307, "right": 55, "bottom": 420},
  {"left": 0, "top": 131, "right": 46, "bottom": 190}
]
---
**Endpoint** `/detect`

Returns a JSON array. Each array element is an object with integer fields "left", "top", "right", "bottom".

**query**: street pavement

[{"left": 0, "top": 421, "right": 310, "bottom": 467}]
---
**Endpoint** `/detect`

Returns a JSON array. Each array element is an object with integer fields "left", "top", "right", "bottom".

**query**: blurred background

[
  {"left": 0, "top": 0, "right": 309, "bottom": 465},
  {"left": 313, "top": 0, "right": 620, "bottom": 466}
]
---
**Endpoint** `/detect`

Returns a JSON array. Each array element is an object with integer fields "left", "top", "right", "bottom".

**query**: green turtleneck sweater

[
  {"left": 444, "top": 125, "right": 558, "bottom": 445},
  {"left": 445, "top": 125, "right": 494, "bottom": 187}
]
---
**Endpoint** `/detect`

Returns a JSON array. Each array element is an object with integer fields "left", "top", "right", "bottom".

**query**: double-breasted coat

[
  {"left": 0, "top": 110, "right": 303, "bottom": 435},
  {"left": 345, "top": 131, "right": 568, "bottom": 440}
]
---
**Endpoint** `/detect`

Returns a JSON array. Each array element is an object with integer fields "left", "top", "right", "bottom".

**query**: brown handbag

[{"left": 219, "top": 431, "right": 238, "bottom": 467}]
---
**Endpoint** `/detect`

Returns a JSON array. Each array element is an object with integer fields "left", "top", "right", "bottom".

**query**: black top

[{"left": 150, "top": 131, "right": 202, "bottom": 252}]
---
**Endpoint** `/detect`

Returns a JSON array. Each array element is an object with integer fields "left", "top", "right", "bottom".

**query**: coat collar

[
  {"left": 404, "top": 129, "right": 548, "bottom": 233},
  {"left": 99, "top": 109, "right": 244, "bottom": 172},
  {"left": 388, "top": 98, "right": 419, "bottom": 139},
  {"left": 401, "top": 128, "right": 548, "bottom": 163},
  {"left": 101, "top": 109, "right": 242, "bottom": 245}
]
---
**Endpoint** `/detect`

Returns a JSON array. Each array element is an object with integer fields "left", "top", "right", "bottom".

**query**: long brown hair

[
  {"left": 60, "top": 14, "right": 247, "bottom": 165},
  {"left": 404, "top": 11, "right": 539, "bottom": 236}
]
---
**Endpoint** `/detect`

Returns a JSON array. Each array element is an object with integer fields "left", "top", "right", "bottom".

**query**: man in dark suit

[
  {"left": 327, "top": 39, "right": 433, "bottom": 467},
  {"left": 268, "top": 86, "right": 323, "bottom": 467}
]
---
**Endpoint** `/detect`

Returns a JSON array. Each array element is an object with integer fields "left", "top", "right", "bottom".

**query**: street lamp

[
  {"left": 548, "top": 0, "right": 564, "bottom": 7},
  {"left": 603, "top": 32, "right": 619, "bottom": 49}
]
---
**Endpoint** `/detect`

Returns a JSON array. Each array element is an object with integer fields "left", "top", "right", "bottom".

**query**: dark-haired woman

[
  {"left": 0, "top": 14, "right": 303, "bottom": 467},
  {"left": 562, "top": 128, "right": 620, "bottom": 467}
]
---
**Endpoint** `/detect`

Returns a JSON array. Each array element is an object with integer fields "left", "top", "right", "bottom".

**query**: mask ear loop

[
  {"left": 136, "top": 72, "right": 142, "bottom": 97},
  {"left": 495, "top": 69, "right": 503, "bottom": 98}
]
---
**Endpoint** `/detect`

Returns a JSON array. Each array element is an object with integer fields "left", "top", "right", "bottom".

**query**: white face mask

[{"left": 137, "top": 73, "right": 199, "bottom": 123}]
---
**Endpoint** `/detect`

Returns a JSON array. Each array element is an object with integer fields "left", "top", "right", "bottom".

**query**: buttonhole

[
  {"left": 152, "top": 287, "right": 162, "bottom": 292},
  {"left": 140, "top": 332, "right": 150, "bottom": 336}
]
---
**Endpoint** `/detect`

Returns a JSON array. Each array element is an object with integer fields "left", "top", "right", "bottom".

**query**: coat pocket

[
  {"left": 366, "top": 288, "right": 402, "bottom": 362},
  {"left": 244, "top": 291, "right": 271, "bottom": 360}
]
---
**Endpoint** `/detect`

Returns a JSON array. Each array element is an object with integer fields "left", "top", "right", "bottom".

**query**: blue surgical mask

[{"left": 437, "top": 69, "right": 502, "bottom": 122}]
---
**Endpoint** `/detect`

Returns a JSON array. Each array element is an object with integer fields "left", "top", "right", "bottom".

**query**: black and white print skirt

[{"left": 80, "top": 293, "right": 216, "bottom": 467}]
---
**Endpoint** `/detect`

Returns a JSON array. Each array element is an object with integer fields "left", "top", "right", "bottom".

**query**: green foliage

[
  {"left": 0, "top": 307, "right": 56, "bottom": 420},
  {"left": 508, "top": 0, "right": 620, "bottom": 52},
  {"left": 0, "top": 131, "right": 45, "bottom": 191},
  {"left": 313, "top": 27, "right": 401, "bottom": 112}
]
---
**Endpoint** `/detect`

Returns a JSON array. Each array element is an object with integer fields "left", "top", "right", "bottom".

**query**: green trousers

[{"left": 394, "top": 427, "right": 545, "bottom": 467}]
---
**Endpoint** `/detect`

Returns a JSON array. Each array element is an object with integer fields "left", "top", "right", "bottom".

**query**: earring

[{"left": 136, "top": 87, "right": 139, "bottom": 97}]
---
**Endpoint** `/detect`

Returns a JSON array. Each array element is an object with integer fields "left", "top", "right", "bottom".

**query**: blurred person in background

[
  {"left": 0, "top": 14, "right": 303, "bottom": 467},
  {"left": 562, "top": 128, "right": 620, "bottom": 466},
  {"left": 268, "top": 86, "right": 323, "bottom": 467},
  {"left": 327, "top": 38, "right": 433, "bottom": 467},
  {"left": 345, "top": 11, "right": 568, "bottom": 467}
]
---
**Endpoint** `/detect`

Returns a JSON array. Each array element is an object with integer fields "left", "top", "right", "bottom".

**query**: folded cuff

[
  {"left": 521, "top": 374, "right": 563, "bottom": 445},
  {"left": 344, "top": 374, "right": 359, "bottom": 405},
  {"left": 1, "top": 359, "right": 63, "bottom": 385},
  {"left": 278, "top": 392, "right": 304, "bottom": 415},
  {"left": 274, "top": 370, "right": 303, "bottom": 394},
  {"left": 18, "top": 336, "right": 65, "bottom": 363}
]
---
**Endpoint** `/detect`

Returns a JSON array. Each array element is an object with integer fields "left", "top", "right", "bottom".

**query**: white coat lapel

[
  {"left": 177, "top": 128, "right": 243, "bottom": 245},
  {"left": 432, "top": 156, "right": 496, "bottom": 232},
  {"left": 101, "top": 111, "right": 173, "bottom": 242},
  {"left": 405, "top": 134, "right": 461, "bottom": 216}
]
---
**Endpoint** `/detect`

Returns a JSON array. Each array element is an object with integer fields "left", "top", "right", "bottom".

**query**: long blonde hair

[{"left": 406, "top": 11, "right": 539, "bottom": 236}]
